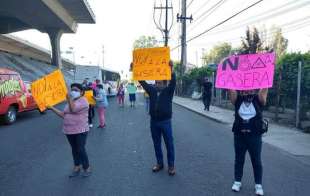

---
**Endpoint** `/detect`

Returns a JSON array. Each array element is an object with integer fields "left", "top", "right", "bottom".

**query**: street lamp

[{"left": 65, "top": 47, "right": 75, "bottom": 63}]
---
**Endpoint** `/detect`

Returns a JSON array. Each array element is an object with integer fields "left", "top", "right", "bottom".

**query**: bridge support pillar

[{"left": 47, "top": 29, "right": 63, "bottom": 69}]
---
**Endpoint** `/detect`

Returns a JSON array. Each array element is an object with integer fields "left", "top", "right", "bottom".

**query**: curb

[{"left": 173, "top": 101, "right": 230, "bottom": 125}]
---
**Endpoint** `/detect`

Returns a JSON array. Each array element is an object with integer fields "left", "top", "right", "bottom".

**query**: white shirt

[{"left": 238, "top": 102, "right": 256, "bottom": 120}]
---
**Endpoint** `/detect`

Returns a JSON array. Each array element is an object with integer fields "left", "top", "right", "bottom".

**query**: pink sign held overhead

[{"left": 215, "top": 52, "right": 276, "bottom": 90}]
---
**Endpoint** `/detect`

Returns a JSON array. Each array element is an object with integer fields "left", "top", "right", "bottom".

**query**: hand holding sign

[
  {"left": 215, "top": 52, "right": 276, "bottom": 90},
  {"left": 133, "top": 47, "right": 171, "bottom": 81}
]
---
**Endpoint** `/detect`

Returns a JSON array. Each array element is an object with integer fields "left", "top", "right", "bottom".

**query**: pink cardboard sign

[{"left": 215, "top": 52, "right": 275, "bottom": 90}]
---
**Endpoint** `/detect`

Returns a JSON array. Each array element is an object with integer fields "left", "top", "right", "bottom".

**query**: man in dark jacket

[
  {"left": 202, "top": 77, "right": 213, "bottom": 111},
  {"left": 138, "top": 61, "right": 176, "bottom": 176}
]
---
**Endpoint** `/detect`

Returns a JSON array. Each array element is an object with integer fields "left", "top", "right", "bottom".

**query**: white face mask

[{"left": 70, "top": 91, "right": 81, "bottom": 99}]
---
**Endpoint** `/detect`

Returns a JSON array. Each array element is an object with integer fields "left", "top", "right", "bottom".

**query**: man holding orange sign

[{"left": 132, "top": 47, "right": 176, "bottom": 176}]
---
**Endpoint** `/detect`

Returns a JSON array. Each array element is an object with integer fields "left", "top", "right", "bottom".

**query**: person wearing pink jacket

[{"left": 49, "top": 83, "right": 92, "bottom": 178}]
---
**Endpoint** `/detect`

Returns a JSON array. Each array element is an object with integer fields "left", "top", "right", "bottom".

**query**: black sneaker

[
  {"left": 152, "top": 164, "right": 164, "bottom": 172},
  {"left": 168, "top": 167, "right": 176, "bottom": 176},
  {"left": 69, "top": 169, "right": 80, "bottom": 178},
  {"left": 82, "top": 169, "right": 92, "bottom": 178}
]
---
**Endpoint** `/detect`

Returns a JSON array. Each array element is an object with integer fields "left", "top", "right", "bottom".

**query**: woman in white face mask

[{"left": 48, "top": 83, "right": 91, "bottom": 178}]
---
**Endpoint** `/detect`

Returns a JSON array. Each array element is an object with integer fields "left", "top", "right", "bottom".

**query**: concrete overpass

[
  {"left": 0, "top": 34, "right": 75, "bottom": 69},
  {"left": 0, "top": 0, "right": 95, "bottom": 68}
]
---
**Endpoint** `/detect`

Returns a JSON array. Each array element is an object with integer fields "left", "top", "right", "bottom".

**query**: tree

[
  {"left": 133, "top": 36, "right": 159, "bottom": 49},
  {"left": 240, "top": 27, "right": 263, "bottom": 54},
  {"left": 268, "top": 26, "right": 288, "bottom": 60},
  {"left": 202, "top": 42, "right": 232, "bottom": 65}
]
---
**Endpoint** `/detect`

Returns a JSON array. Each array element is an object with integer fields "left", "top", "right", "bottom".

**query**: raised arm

[
  {"left": 167, "top": 72, "right": 176, "bottom": 91},
  {"left": 258, "top": 88, "right": 268, "bottom": 106},
  {"left": 139, "top": 80, "right": 153, "bottom": 94},
  {"left": 167, "top": 60, "right": 176, "bottom": 91},
  {"left": 228, "top": 90, "right": 238, "bottom": 105}
]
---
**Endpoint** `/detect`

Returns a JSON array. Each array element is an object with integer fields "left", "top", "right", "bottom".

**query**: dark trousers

[
  {"left": 202, "top": 94, "right": 211, "bottom": 110},
  {"left": 234, "top": 133, "right": 263, "bottom": 184},
  {"left": 150, "top": 119, "right": 175, "bottom": 167},
  {"left": 88, "top": 105, "right": 95, "bottom": 124},
  {"left": 66, "top": 132, "right": 90, "bottom": 170}
]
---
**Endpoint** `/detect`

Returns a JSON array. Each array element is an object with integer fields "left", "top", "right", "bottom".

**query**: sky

[{"left": 12, "top": 0, "right": 310, "bottom": 74}]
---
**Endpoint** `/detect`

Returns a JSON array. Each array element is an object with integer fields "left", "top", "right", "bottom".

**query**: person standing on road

[
  {"left": 94, "top": 84, "right": 108, "bottom": 128},
  {"left": 48, "top": 83, "right": 92, "bottom": 178},
  {"left": 137, "top": 61, "right": 176, "bottom": 176},
  {"left": 117, "top": 83, "right": 125, "bottom": 107},
  {"left": 85, "top": 83, "right": 96, "bottom": 128},
  {"left": 127, "top": 82, "right": 137, "bottom": 107},
  {"left": 202, "top": 77, "right": 212, "bottom": 111},
  {"left": 228, "top": 89, "right": 268, "bottom": 196}
]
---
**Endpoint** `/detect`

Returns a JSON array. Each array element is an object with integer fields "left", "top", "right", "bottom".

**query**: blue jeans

[{"left": 150, "top": 119, "right": 175, "bottom": 167}]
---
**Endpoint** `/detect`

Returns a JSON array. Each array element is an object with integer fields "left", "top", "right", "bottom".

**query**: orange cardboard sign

[
  {"left": 31, "top": 69, "right": 68, "bottom": 111},
  {"left": 133, "top": 47, "right": 171, "bottom": 80}
]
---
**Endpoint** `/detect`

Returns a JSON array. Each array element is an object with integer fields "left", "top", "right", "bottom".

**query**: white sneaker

[
  {"left": 232, "top": 181, "right": 242, "bottom": 192},
  {"left": 89, "top": 124, "right": 93, "bottom": 128},
  {"left": 255, "top": 184, "right": 264, "bottom": 196}
]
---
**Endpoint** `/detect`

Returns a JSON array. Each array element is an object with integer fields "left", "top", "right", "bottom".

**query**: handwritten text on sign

[
  {"left": 133, "top": 47, "right": 171, "bottom": 80},
  {"left": 215, "top": 52, "right": 275, "bottom": 90},
  {"left": 31, "top": 70, "right": 68, "bottom": 111}
]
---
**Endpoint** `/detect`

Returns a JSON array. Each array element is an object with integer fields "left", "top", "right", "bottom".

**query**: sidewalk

[{"left": 173, "top": 96, "right": 310, "bottom": 157}]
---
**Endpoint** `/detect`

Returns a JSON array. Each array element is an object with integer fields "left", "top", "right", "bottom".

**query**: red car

[{"left": 0, "top": 68, "right": 39, "bottom": 124}]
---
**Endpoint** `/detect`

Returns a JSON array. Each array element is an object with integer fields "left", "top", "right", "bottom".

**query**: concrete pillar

[{"left": 47, "top": 29, "right": 62, "bottom": 69}]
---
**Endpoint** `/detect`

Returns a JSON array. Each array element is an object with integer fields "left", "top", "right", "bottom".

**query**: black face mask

[
  {"left": 242, "top": 94, "right": 255, "bottom": 102},
  {"left": 156, "top": 86, "right": 165, "bottom": 92}
]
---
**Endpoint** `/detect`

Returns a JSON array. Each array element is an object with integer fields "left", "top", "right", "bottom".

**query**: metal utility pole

[
  {"left": 296, "top": 61, "right": 302, "bottom": 128},
  {"left": 154, "top": 0, "right": 173, "bottom": 46},
  {"left": 177, "top": 0, "right": 193, "bottom": 92}
]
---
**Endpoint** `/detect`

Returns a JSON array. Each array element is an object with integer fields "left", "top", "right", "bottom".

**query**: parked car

[{"left": 0, "top": 68, "right": 39, "bottom": 124}]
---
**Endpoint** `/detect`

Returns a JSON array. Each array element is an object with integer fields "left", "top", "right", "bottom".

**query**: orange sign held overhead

[
  {"left": 133, "top": 47, "right": 171, "bottom": 80},
  {"left": 84, "top": 90, "right": 96, "bottom": 105},
  {"left": 31, "top": 69, "right": 68, "bottom": 112}
]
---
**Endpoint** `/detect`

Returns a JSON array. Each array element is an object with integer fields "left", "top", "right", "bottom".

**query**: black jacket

[
  {"left": 139, "top": 73, "right": 176, "bottom": 121},
  {"left": 232, "top": 95, "right": 263, "bottom": 135}
]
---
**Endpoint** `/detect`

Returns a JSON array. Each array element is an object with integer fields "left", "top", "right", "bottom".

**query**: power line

[
  {"left": 191, "top": 0, "right": 212, "bottom": 17},
  {"left": 172, "top": 0, "right": 265, "bottom": 50},
  {"left": 194, "top": 0, "right": 226, "bottom": 23},
  {"left": 186, "top": 0, "right": 194, "bottom": 9},
  {"left": 200, "top": 0, "right": 310, "bottom": 36},
  {"left": 188, "top": 0, "right": 227, "bottom": 32},
  {"left": 191, "top": 18, "right": 310, "bottom": 47}
]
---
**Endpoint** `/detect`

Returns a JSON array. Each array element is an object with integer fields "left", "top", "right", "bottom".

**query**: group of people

[
  {"left": 47, "top": 61, "right": 268, "bottom": 196},
  {"left": 116, "top": 82, "right": 137, "bottom": 108},
  {"left": 81, "top": 78, "right": 109, "bottom": 129}
]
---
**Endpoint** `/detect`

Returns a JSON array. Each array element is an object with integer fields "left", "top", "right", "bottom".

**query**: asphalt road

[{"left": 0, "top": 94, "right": 310, "bottom": 196}]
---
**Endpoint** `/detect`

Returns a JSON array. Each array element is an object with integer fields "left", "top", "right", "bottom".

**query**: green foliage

[
  {"left": 133, "top": 36, "right": 159, "bottom": 49},
  {"left": 177, "top": 65, "right": 213, "bottom": 95},
  {"left": 273, "top": 52, "right": 310, "bottom": 117},
  {"left": 202, "top": 42, "right": 232, "bottom": 65}
]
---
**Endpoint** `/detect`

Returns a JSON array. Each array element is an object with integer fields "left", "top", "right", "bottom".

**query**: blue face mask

[{"left": 70, "top": 91, "right": 81, "bottom": 99}]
